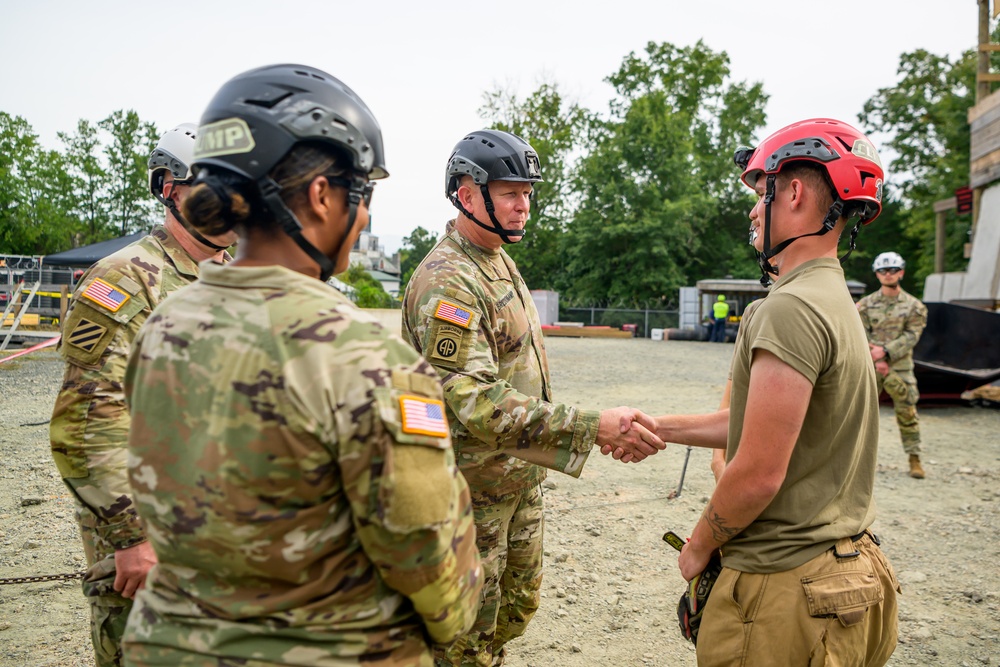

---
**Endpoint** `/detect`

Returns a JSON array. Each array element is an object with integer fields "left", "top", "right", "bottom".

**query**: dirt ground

[{"left": 1, "top": 338, "right": 998, "bottom": 667}]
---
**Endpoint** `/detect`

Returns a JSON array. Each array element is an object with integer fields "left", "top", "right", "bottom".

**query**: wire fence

[{"left": 559, "top": 307, "right": 680, "bottom": 338}]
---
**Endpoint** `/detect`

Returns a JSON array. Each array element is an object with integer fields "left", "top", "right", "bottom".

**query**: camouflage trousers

[
  {"left": 77, "top": 505, "right": 131, "bottom": 667},
  {"left": 877, "top": 368, "right": 921, "bottom": 454},
  {"left": 435, "top": 485, "right": 543, "bottom": 667}
]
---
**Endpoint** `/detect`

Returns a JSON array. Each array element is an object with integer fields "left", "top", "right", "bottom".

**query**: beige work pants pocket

[{"left": 801, "top": 569, "right": 883, "bottom": 627}]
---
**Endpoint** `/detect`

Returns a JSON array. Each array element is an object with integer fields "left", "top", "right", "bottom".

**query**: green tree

[
  {"left": 59, "top": 119, "right": 112, "bottom": 246},
  {"left": 479, "top": 82, "right": 590, "bottom": 291},
  {"left": 100, "top": 110, "right": 159, "bottom": 236},
  {"left": 859, "top": 47, "right": 979, "bottom": 291},
  {"left": 566, "top": 40, "right": 767, "bottom": 307},
  {"left": 0, "top": 112, "right": 76, "bottom": 254},
  {"left": 398, "top": 225, "right": 440, "bottom": 291},
  {"left": 340, "top": 263, "right": 394, "bottom": 308}
]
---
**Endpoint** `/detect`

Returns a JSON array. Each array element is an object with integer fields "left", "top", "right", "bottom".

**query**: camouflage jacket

[
  {"left": 402, "top": 222, "right": 600, "bottom": 498},
  {"left": 856, "top": 288, "right": 927, "bottom": 371},
  {"left": 49, "top": 225, "right": 215, "bottom": 550},
  {"left": 123, "top": 263, "right": 481, "bottom": 665}
]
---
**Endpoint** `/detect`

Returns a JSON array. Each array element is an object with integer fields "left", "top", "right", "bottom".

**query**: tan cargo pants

[{"left": 696, "top": 533, "right": 899, "bottom": 666}]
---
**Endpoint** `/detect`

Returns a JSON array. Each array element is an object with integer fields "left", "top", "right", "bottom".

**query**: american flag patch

[
  {"left": 81, "top": 278, "right": 130, "bottom": 312},
  {"left": 434, "top": 300, "right": 473, "bottom": 328},
  {"left": 399, "top": 395, "right": 449, "bottom": 437}
]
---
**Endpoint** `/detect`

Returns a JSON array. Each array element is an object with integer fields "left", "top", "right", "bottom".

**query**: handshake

[{"left": 596, "top": 406, "right": 663, "bottom": 463}]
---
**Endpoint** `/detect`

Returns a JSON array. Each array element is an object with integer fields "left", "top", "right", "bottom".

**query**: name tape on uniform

[
  {"left": 434, "top": 300, "right": 473, "bottom": 328},
  {"left": 399, "top": 395, "right": 448, "bottom": 437},
  {"left": 81, "top": 278, "right": 130, "bottom": 312}
]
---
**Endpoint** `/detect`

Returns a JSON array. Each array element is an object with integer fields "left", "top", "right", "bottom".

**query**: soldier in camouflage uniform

[
  {"left": 122, "top": 64, "right": 482, "bottom": 667},
  {"left": 856, "top": 251, "right": 928, "bottom": 478},
  {"left": 49, "top": 123, "right": 236, "bottom": 667},
  {"left": 402, "top": 130, "right": 665, "bottom": 667}
]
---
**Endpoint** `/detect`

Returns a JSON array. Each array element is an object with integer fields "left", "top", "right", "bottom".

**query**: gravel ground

[{"left": 1, "top": 338, "right": 998, "bottom": 667}]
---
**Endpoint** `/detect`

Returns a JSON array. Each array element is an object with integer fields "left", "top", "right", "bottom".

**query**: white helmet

[
  {"left": 148, "top": 123, "right": 197, "bottom": 202},
  {"left": 872, "top": 251, "right": 905, "bottom": 272},
  {"left": 147, "top": 123, "right": 231, "bottom": 251}
]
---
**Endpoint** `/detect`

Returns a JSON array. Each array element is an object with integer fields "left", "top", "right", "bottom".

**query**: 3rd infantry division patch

[{"left": 67, "top": 318, "right": 107, "bottom": 352}]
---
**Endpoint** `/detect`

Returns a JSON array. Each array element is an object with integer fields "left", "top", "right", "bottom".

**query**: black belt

[
  {"left": 848, "top": 530, "right": 880, "bottom": 546},
  {"left": 835, "top": 530, "right": 880, "bottom": 559}
]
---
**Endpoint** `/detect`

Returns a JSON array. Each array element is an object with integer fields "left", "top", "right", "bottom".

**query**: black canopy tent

[{"left": 43, "top": 231, "right": 147, "bottom": 268}]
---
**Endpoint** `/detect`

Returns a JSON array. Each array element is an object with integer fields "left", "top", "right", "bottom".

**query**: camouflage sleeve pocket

[
  {"left": 373, "top": 386, "right": 456, "bottom": 532},
  {"left": 800, "top": 569, "right": 883, "bottom": 627}
]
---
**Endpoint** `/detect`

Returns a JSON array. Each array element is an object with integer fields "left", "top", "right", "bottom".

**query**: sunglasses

[
  {"left": 876, "top": 268, "right": 901, "bottom": 275},
  {"left": 326, "top": 175, "right": 375, "bottom": 208}
]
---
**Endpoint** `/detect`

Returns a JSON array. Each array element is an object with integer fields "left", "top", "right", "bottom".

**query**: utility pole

[
  {"left": 973, "top": 0, "right": 993, "bottom": 238},
  {"left": 978, "top": 0, "right": 992, "bottom": 104}
]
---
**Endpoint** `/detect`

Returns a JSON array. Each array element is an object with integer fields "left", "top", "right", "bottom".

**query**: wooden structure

[{"left": 541, "top": 325, "right": 634, "bottom": 339}]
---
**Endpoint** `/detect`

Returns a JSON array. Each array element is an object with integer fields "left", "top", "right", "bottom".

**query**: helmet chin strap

[
  {"left": 449, "top": 185, "right": 525, "bottom": 244},
  {"left": 259, "top": 178, "right": 338, "bottom": 282},
  {"left": 755, "top": 173, "right": 850, "bottom": 286},
  {"left": 256, "top": 176, "right": 368, "bottom": 283}
]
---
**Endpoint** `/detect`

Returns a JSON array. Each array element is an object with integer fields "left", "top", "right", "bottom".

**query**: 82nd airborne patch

[{"left": 431, "top": 324, "right": 464, "bottom": 364}]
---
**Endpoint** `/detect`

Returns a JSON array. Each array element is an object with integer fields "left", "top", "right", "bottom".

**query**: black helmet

[
  {"left": 192, "top": 64, "right": 388, "bottom": 281},
  {"left": 193, "top": 63, "right": 388, "bottom": 181},
  {"left": 445, "top": 129, "right": 542, "bottom": 244},
  {"left": 445, "top": 129, "right": 542, "bottom": 198}
]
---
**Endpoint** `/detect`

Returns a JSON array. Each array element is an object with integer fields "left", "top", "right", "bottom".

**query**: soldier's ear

[{"left": 457, "top": 183, "right": 476, "bottom": 209}]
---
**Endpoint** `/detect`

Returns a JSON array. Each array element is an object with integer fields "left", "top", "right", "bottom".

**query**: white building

[{"left": 349, "top": 221, "right": 402, "bottom": 297}]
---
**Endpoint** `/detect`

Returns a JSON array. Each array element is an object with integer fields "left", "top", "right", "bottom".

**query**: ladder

[{"left": 0, "top": 281, "right": 41, "bottom": 352}]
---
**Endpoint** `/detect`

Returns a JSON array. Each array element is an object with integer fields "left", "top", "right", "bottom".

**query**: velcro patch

[
  {"left": 432, "top": 325, "right": 462, "bottom": 363},
  {"left": 81, "top": 278, "right": 130, "bottom": 313},
  {"left": 66, "top": 318, "right": 107, "bottom": 352},
  {"left": 399, "top": 395, "right": 448, "bottom": 437},
  {"left": 434, "top": 300, "right": 473, "bottom": 328}
]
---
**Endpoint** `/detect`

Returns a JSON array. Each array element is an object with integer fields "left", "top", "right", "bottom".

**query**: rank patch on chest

[
  {"left": 66, "top": 318, "right": 107, "bottom": 352},
  {"left": 399, "top": 395, "right": 449, "bottom": 437},
  {"left": 81, "top": 278, "right": 130, "bottom": 313},
  {"left": 434, "top": 300, "right": 473, "bottom": 328}
]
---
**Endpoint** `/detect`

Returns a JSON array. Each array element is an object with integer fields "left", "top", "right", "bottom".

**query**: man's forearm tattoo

[{"left": 702, "top": 503, "right": 746, "bottom": 544}]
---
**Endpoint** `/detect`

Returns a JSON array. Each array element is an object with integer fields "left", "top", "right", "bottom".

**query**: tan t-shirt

[{"left": 725, "top": 258, "right": 879, "bottom": 573}]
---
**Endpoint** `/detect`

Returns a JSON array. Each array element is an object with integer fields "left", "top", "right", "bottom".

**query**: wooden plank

[
  {"left": 977, "top": 73, "right": 1000, "bottom": 83},
  {"left": 970, "top": 148, "right": 1000, "bottom": 173},
  {"left": 969, "top": 87, "right": 1000, "bottom": 123},
  {"left": 971, "top": 161, "right": 1000, "bottom": 188},
  {"left": 543, "top": 327, "right": 634, "bottom": 339},
  {"left": 970, "top": 128, "right": 1000, "bottom": 161},
  {"left": 933, "top": 197, "right": 958, "bottom": 213},
  {"left": 970, "top": 141, "right": 1000, "bottom": 186},
  {"left": 979, "top": 43, "right": 1000, "bottom": 51},
  {"left": 969, "top": 100, "right": 1000, "bottom": 132}
]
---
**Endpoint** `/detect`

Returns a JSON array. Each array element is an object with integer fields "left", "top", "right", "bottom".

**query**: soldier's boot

[{"left": 908, "top": 454, "right": 925, "bottom": 479}]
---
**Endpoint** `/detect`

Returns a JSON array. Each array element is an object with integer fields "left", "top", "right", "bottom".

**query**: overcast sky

[{"left": 0, "top": 0, "right": 980, "bottom": 254}]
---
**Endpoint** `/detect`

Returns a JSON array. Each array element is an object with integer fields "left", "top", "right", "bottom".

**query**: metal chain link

[{"left": 0, "top": 571, "right": 85, "bottom": 585}]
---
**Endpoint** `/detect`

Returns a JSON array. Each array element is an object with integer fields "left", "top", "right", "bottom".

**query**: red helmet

[{"left": 740, "top": 118, "right": 884, "bottom": 224}]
